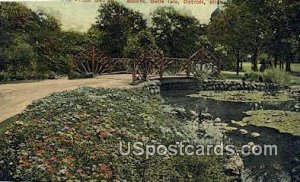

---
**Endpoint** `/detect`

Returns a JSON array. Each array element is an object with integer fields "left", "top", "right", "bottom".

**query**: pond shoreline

[{"left": 161, "top": 89, "right": 300, "bottom": 181}]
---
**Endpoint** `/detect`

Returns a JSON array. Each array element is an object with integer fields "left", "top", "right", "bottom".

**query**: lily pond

[{"left": 161, "top": 90, "right": 300, "bottom": 182}]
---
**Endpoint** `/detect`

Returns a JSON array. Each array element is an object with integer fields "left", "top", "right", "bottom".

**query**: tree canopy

[
  {"left": 0, "top": 1, "right": 299, "bottom": 81},
  {"left": 151, "top": 7, "right": 203, "bottom": 58},
  {"left": 208, "top": 0, "right": 300, "bottom": 73},
  {"left": 93, "top": 1, "right": 147, "bottom": 57}
]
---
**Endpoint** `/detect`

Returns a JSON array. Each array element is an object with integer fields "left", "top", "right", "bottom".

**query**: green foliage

[
  {"left": 191, "top": 91, "right": 293, "bottom": 103},
  {"left": 124, "top": 30, "right": 158, "bottom": 58},
  {"left": 208, "top": 0, "right": 300, "bottom": 72},
  {"left": 0, "top": 34, "right": 37, "bottom": 78},
  {"left": 151, "top": 7, "right": 203, "bottom": 58},
  {"left": 0, "top": 72, "right": 8, "bottom": 82},
  {"left": 0, "top": 88, "right": 228, "bottom": 181},
  {"left": 47, "top": 71, "right": 56, "bottom": 80},
  {"left": 68, "top": 71, "right": 94, "bottom": 80},
  {"left": 94, "top": 1, "right": 147, "bottom": 57},
  {"left": 0, "top": 2, "right": 72, "bottom": 80},
  {"left": 193, "top": 69, "right": 209, "bottom": 82},
  {"left": 243, "top": 71, "right": 263, "bottom": 82},
  {"left": 242, "top": 110, "right": 300, "bottom": 136},
  {"left": 220, "top": 72, "right": 244, "bottom": 80},
  {"left": 243, "top": 68, "right": 292, "bottom": 85},
  {"left": 263, "top": 68, "right": 292, "bottom": 85}
]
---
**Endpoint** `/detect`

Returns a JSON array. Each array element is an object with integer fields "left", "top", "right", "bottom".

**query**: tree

[
  {"left": 94, "top": 1, "right": 147, "bottom": 57},
  {"left": 124, "top": 30, "right": 157, "bottom": 58},
  {"left": 0, "top": 2, "right": 72, "bottom": 77},
  {"left": 266, "top": 0, "right": 300, "bottom": 71},
  {"left": 31, "top": 12, "right": 67, "bottom": 73},
  {"left": 208, "top": 3, "right": 251, "bottom": 74},
  {"left": 209, "top": 0, "right": 300, "bottom": 73},
  {"left": 151, "top": 7, "right": 203, "bottom": 58},
  {"left": 0, "top": 3, "right": 39, "bottom": 77},
  {"left": 0, "top": 34, "right": 37, "bottom": 79}
]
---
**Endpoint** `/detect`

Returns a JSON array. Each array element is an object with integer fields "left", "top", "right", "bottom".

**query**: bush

[
  {"left": 0, "top": 71, "right": 36, "bottom": 81},
  {"left": 0, "top": 70, "right": 60, "bottom": 82},
  {"left": 192, "top": 66, "right": 209, "bottom": 82},
  {"left": 0, "top": 88, "right": 228, "bottom": 181},
  {"left": 263, "top": 68, "right": 292, "bottom": 85},
  {"left": 68, "top": 71, "right": 94, "bottom": 80},
  {"left": 68, "top": 70, "right": 81, "bottom": 79},
  {"left": 243, "top": 71, "right": 263, "bottom": 82},
  {"left": 83, "top": 72, "right": 94, "bottom": 78},
  {"left": 33, "top": 72, "right": 48, "bottom": 80},
  {"left": 243, "top": 68, "right": 292, "bottom": 85},
  {"left": 48, "top": 71, "right": 56, "bottom": 80},
  {"left": 0, "top": 72, "right": 7, "bottom": 82}
]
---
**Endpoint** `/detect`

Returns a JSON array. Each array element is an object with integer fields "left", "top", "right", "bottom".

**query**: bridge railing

[{"left": 71, "top": 46, "right": 221, "bottom": 84}]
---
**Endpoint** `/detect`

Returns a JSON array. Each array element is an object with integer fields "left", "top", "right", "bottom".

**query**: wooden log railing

[{"left": 71, "top": 46, "right": 221, "bottom": 83}]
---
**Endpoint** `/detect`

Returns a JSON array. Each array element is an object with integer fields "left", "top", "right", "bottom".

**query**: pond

[{"left": 161, "top": 90, "right": 300, "bottom": 182}]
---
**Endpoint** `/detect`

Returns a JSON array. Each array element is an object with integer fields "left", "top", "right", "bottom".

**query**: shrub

[
  {"left": 194, "top": 70, "right": 209, "bottom": 82},
  {"left": 48, "top": 71, "right": 56, "bottom": 80},
  {"left": 0, "top": 71, "right": 56, "bottom": 82},
  {"left": 243, "top": 71, "right": 263, "bottom": 82},
  {"left": 68, "top": 70, "right": 81, "bottom": 79},
  {"left": 34, "top": 72, "right": 48, "bottom": 80},
  {"left": 83, "top": 72, "right": 94, "bottom": 78},
  {"left": 262, "top": 68, "right": 292, "bottom": 85},
  {"left": 0, "top": 88, "right": 228, "bottom": 181},
  {"left": 68, "top": 71, "right": 94, "bottom": 80},
  {"left": 192, "top": 66, "right": 209, "bottom": 82},
  {"left": 0, "top": 72, "right": 7, "bottom": 82}
]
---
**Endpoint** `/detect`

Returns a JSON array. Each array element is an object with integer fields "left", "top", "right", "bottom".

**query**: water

[{"left": 161, "top": 90, "right": 300, "bottom": 182}]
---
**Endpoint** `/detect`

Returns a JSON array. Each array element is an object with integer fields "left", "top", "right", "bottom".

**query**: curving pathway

[{"left": 0, "top": 74, "right": 133, "bottom": 123}]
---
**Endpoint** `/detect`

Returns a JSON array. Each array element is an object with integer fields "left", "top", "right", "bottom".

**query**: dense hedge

[{"left": 0, "top": 88, "right": 228, "bottom": 181}]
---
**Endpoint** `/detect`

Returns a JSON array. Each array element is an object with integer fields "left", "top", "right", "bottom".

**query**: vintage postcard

[{"left": 0, "top": 0, "right": 299, "bottom": 181}]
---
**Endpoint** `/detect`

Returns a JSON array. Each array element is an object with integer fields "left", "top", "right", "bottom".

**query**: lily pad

[
  {"left": 189, "top": 91, "right": 294, "bottom": 103},
  {"left": 240, "top": 110, "right": 300, "bottom": 136}
]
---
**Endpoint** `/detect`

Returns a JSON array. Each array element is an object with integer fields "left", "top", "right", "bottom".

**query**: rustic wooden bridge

[{"left": 70, "top": 46, "right": 221, "bottom": 83}]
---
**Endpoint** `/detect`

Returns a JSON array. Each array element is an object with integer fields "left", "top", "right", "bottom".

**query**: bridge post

[
  {"left": 132, "top": 59, "right": 137, "bottom": 84},
  {"left": 159, "top": 59, "right": 164, "bottom": 79},
  {"left": 186, "top": 59, "right": 192, "bottom": 78}
]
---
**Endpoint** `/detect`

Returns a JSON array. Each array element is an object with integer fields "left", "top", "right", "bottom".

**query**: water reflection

[{"left": 161, "top": 90, "right": 300, "bottom": 182}]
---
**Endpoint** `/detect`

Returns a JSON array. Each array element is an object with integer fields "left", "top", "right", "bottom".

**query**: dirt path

[{"left": 0, "top": 74, "right": 133, "bottom": 123}]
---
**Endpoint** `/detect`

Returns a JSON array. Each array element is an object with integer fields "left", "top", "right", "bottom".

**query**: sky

[{"left": 23, "top": 0, "right": 221, "bottom": 32}]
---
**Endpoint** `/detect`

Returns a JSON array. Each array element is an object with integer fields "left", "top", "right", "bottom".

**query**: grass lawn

[
  {"left": 222, "top": 62, "right": 300, "bottom": 86},
  {"left": 242, "top": 62, "right": 254, "bottom": 72},
  {"left": 220, "top": 71, "right": 244, "bottom": 80},
  {"left": 291, "top": 63, "right": 300, "bottom": 73},
  {"left": 291, "top": 75, "right": 300, "bottom": 85},
  {"left": 241, "top": 62, "right": 300, "bottom": 72}
]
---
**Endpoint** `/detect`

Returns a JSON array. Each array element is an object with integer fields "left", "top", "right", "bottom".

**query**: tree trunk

[
  {"left": 236, "top": 49, "right": 240, "bottom": 75},
  {"left": 285, "top": 57, "right": 292, "bottom": 72},
  {"left": 251, "top": 50, "right": 258, "bottom": 71},
  {"left": 280, "top": 60, "right": 284, "bottom": 70},
  {"left": 274, "top": 55, "right": 278, "bottom": 68},
  {"left": 240, "top": 60, "right": 243, "bottom": 71}
]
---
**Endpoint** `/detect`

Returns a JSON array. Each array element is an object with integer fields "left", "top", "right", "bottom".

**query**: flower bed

[{"left": 0, "top": 88, "right": 227, "bottom": 181}]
